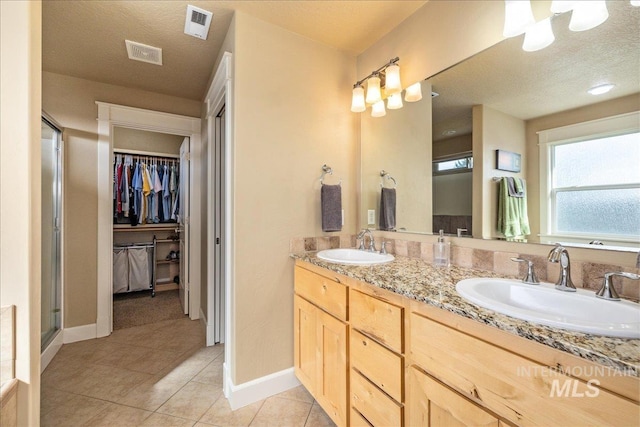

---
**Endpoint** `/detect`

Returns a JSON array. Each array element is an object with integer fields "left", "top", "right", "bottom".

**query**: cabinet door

[
  {"left": 409, "top": 366, "right": 501, "bottom": 427},
  {"left": 316, "top": 308, "right": 348, "bottom": 427},
  {"left": 294, "top": 295, "right": 317, "bottom": 394}
]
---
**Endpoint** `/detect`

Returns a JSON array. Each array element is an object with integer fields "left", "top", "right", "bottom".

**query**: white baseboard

[
  {"left": 224, "top": 364, "right": 301, "bottom": 410},
  {"left": 63, "top": 323, "right": 97, "bottom": 344},
  {"left": 41, "top": 330, "right": 64, "bottom": 372},
  {"left": 199, "top": 307, "right": 214, "bottom": 346}
]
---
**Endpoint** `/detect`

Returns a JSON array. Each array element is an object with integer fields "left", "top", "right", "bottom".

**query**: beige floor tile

[
  {"left": 191, "top": 357, "right": 224, "bottom": 386},
  {"left": 155, "top": 352, "right": 214, "bottom": 384},
  {"left": 39, "top": 389, "right": 79, "bottom": 417},
  {"left": 40, "top": 394, "right": 113, "bottom": 427},
  {"left": 72, "top": 363, "right": 154, "bottom": 401},
  {"left": 114, "top": 374, "right": 188, "bottom": 411},
  {"left": 142, "top": 413, "right": 197, "bottom": 427},
  {"left": 157, "top": 381, "right": 222, "bottom": 421},
  {"left": 199, "top": 395, "right": 263, "bottom": 426},
  {"left": 93, "top": 341, "right": 156, "bottom": 370},
  {"left": 82, "top": 403, "right": 153, "bottom": 426},
  {"left": 305, "top": 402, "right": 336, "bottom": 427},
  {"left": 274, "top": 385, "right": 314, "bottom": 404},
  {"left": 249, "top": 396, "right": 312, "bottom": 427}
]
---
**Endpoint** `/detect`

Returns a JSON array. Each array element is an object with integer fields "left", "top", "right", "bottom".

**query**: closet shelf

[
  {"left": 156, "top": 238, "right": 179, "bottom": 243},
  {"left": 157, "top": 259, "right": 179, "bottom": 265}
]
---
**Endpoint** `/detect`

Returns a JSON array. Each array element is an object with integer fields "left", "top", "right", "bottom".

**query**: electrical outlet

[{"left": 368, "top": 209, "right": 375, "bottom": 225}]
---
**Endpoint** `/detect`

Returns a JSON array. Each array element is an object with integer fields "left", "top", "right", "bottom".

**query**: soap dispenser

[{"left": 433, "top": 230, "right": 450, "bottom": 267}]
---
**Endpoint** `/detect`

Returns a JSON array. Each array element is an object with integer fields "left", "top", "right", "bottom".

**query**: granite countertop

[{"left": 292, "top": 252, "right": 640, "bottom": 376}]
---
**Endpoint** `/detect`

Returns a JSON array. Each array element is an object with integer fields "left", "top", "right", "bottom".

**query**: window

[
  {"left": 433, "top": 154, "right": 473, "bottom": 175},
  {"left": 539, "top": 112, "right": 640, "bottom": 244}
]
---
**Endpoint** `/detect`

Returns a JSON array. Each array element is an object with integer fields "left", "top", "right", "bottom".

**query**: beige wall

[
  {"left": 42, "top": 72, "right": 201, "bottom": 328},
  {"left": 231, "top": 11, "right": 358, "bottom": 384},
  {"left": 357, "top": 0, "right": 505, "bottom": 89},
  {"left": 0, "top": 1, "right": 42, "bottom": 425},
  {"left": 472, "top": 105, "right": 526, "bottom": 239},
  {"left": 113, "top": 127, "right": 183, "bottom": 154},
  {"left": 526, "top": 93, "right": 640, "bottom": 238},
  {"left": 433, "top": 134, "right": 472, "bottom": 159}
]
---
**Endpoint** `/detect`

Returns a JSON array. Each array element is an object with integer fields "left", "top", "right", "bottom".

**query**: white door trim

[
  {"left": 205, "top": 52, "right": 234, "bottom": 383},
  {"left": 96, "top": 102, "right": 202, "bottom": 338}
]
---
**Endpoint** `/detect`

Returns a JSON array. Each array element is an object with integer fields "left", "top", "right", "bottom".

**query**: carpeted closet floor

[{"left": 113, "top": 290, "right": 186, "bottom": 330}]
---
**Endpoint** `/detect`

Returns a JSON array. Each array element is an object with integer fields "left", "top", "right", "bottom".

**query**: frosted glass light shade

[
  {"left": 371, "top": 100, "right": 386, "bottom": 117},
  {"left": 503, "top": 0, "right": 536, "bottom": 38},
  {"left": 404, "top": 82, "right": 423, "bottom": 102},
  {"left": 632, "top": 1, "right": 640, "bottom": 6},
  {"left": 384, "top": 64, "right": 402, "bottom": 95},
  {"left": 569, "top": 1, "right": 608, "bottom": 31},
  {"left": 351, "top": 85, "right": 366, "bottom": 112},
  {"left": 550, "top": 0, "right": 575, "bottom": 13},
  {"left": 366, "top": 74, "right": 382, "bottom": 104},
  {"left": 523, "top": 18, "right": 555, "bottom": 51},
  {"left": 387, "top": 92, "right": 403, "bottom": 110}
]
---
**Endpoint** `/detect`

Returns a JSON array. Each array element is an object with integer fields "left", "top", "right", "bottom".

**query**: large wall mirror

[{"left": 359, "top": 0, "right": 640, "bottom": 251}]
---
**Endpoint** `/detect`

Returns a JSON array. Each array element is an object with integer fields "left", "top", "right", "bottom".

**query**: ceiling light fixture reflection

[
  {"left": 632, "top": 1, "right": 640, "bottom": 6},
  {"left": 405, "top": 82, "right": 423, "bottom": 102},
  {"left": 587, "top": 83, "right": 615, "bottom": 95},
  {"left": 387, "top": 92, "right": 403, "bottom": 110},
  {"left": 371, "top": 100, "right": 386, "bottom": 117},
  {"left": 550, "top": 0, "right": 575, "bottom": 14}
]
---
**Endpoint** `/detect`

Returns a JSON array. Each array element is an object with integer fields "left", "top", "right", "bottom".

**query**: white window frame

[{"left": 538, "top": 111, "right": 640, "bottom": 244}]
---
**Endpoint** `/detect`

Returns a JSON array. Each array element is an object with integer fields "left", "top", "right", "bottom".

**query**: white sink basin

[
  {"left": 317, "top": 249, "right": 394, "bottom": 265},
  {"left": 456, "top": 278, "right": 640, "bottom": 338}
]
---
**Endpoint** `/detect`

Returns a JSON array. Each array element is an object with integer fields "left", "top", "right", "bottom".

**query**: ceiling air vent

[
  {"left": 125, "top": 40, "right": 163, "bottom": 66},
  {"left": 184, "top": 5, "right": 213, "bottom": 40}
]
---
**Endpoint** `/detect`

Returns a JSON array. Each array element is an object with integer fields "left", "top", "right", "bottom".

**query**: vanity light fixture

[
  {"left": 351, "top": 57, "right": 413, "bottom": 117},
  {"left": 404, "top": 82, "right": 423, "bottom": 102},
  {"left": 550, "top": 0, "right": 575, "bottom": 14},
  {"left": 503, "top": 0, "right": 536, "bottom": 38},
  {"left": 371, "top": 100, "right": 386, "bottom": 117},
  {"left": 587, "top": 83, "right": 615, "bottom": 95},
  {"left": 632, "top": 1, "right": 640, "bottom": 6},
  {"left": 523, "top": 17, "right": 555, "bottom": 52},
  {"left": 387, "top": 92, "right": 403, "bottom": 110},
  {"left": 569, "top": 1, "right": 609, "bottom": 32}
]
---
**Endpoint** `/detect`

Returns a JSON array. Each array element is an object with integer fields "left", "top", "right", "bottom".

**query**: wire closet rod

[{"left": 114, "top": 148, "right": 180, "bottom": 159}]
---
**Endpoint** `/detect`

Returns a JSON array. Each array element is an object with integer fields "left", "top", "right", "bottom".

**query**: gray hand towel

[
  {"left": 379, "top": 187, "right": 396, "bottom": 231},
  {"left": 321, "top": 184, "right": 342, "bottom": 232},
  {"left": 506, "top": 177, "right": 524, "bottom": 198}
]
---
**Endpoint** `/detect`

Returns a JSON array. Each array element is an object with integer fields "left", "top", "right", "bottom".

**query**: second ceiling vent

[
  {"left": 184, "top": 5, "right": 213, "bottom": 40},
  {"left": 125, "top": 40, "right": 163, "bottom": 66}
]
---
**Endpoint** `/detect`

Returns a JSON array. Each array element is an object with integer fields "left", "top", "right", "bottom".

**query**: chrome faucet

[
  {"left": 547, "top": 245, "right": 576, "bottom": 292},
  {"left": 596, "top": 272, "right": 640, "bottom": 301},
  {"left": 510, "top": 258, "right": 539, "bottom": 285},
  {"left": 357, "top": 229, "right": 377, "bottom": 252}
]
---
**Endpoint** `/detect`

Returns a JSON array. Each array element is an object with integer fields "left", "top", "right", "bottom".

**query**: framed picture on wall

[{"left": 495, "top": 149, "right": 521, "bottom": 173}]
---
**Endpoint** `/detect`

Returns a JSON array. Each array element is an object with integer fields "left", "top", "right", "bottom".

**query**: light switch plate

[{"left": 367, "top": 210, "right": 375, "bottom": 225}]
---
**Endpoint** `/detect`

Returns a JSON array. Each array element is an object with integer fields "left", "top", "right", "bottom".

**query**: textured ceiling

[
  {"left": 42, "top": 1, "right": 426, "bottom": 101},
  {"left": 430, "top": 1, "right": 640, "bottom": 141}
]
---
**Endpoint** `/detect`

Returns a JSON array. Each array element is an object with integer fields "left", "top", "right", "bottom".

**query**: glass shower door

[{"left": 41, "top": 118, "right": 62, "bottom": 350}]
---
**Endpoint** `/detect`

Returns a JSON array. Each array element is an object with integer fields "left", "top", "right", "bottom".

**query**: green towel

[{"left": 497, "top": 177, "right": 530, "bottom": 238}]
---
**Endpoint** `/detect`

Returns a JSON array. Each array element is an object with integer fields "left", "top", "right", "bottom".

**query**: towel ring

[
  {"left": 320, "top": 164, "right": 341, "bottom": 185},
  {"left": 380, "top": 170, "right": 397, "bottom": 188}
]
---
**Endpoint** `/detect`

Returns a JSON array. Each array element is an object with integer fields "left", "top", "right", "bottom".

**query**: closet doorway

[
  {"left": 96, "top": 102, "right": 202, "bottom": 338},
  {"left": 111, "top": 128, "right": 190, "bottom": 329}
]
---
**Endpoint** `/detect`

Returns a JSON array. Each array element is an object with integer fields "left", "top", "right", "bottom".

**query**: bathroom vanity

[{"left": 292, "top": 254, "right": 639, "bottom": 427}]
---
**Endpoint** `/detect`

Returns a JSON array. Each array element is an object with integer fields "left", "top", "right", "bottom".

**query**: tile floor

[{"left": 41, "top": 318, "right": 335, "bottom": 426}]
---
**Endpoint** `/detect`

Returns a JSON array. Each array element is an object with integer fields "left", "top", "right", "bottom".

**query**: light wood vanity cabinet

[
  {"left": 293, "top": 260, "right": 639, "bottom": 427},
  {"left": 294, "top": 265, "right": 348, "bottom": 427}
]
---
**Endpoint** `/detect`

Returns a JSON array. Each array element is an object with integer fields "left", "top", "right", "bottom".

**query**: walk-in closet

[{"left": 111, "top": 127, "right": 189, "bottom": 330}]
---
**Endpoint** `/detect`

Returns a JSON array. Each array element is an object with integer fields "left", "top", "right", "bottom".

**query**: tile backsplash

[{"left": 290, "top": 235, "right": 640, "bottom": 302}]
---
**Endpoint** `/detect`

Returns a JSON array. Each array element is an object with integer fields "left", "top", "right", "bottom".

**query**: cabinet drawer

[
  {"left": 295, "top": 266, "right": 347, "bottom": 320},
  {"left": 351, "top": 329, "right": 403, "bottom": 403},
  {"left": 409, "top": 365, "right": 501, "bottom": 427},
  {"left": 350, "top": 407, "right": 373, "bottom": 427},
  {"left": 351, "top": 369, "right": 403, "bottom": 427},
  {"left": 350, "top": 289, "right": 403, "bottom": 353},
  {"left": 410, "top": 312, "right": 639, "bottom": 426}
]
